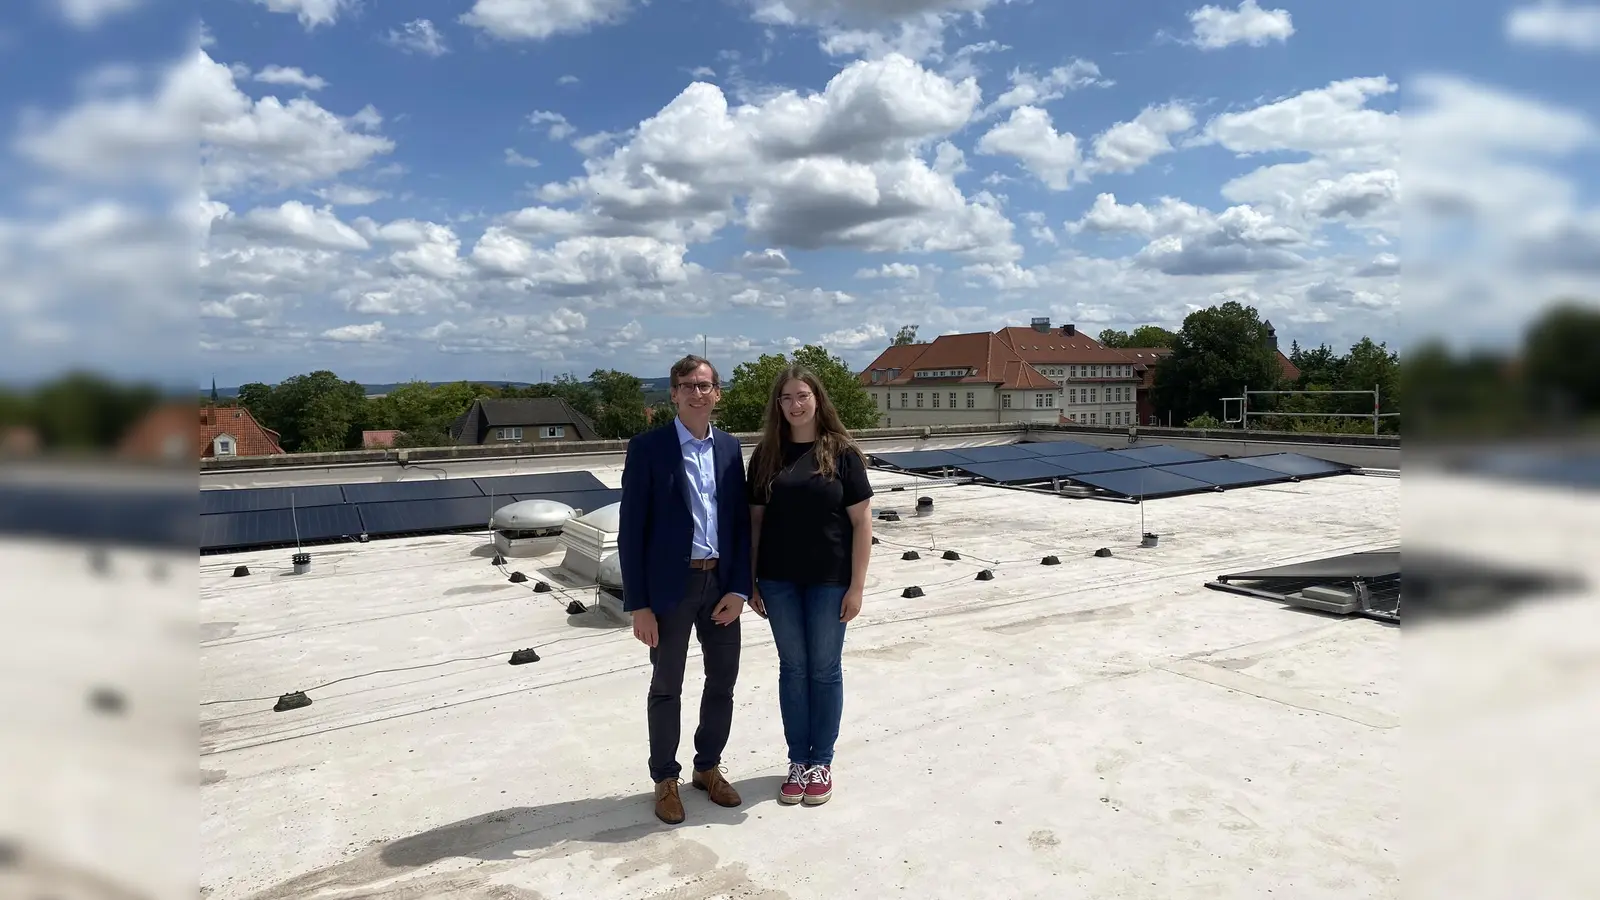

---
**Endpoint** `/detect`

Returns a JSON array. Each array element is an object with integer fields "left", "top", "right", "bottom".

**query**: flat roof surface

[{"left": 197, "top": 457, "right": 1402, "bottom": 899}]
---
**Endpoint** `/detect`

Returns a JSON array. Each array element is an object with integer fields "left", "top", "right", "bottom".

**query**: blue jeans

[{"left": 757, "top": 579, "right": 849, "bottom": 767}]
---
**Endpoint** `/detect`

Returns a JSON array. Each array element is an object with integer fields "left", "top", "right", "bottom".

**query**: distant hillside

[{"left": 207, "top": 377, "right": 669, "bottom": 398}]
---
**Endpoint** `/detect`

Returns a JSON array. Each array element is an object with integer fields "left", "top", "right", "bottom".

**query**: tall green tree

[
  {"left": 716, "top": 345, "right": 878, "bottom": 433},
  {"left": 1151, "top": 302, "right": 1283, "bottom": 424},
  {"left": 1100, "top": 325, "right": 1175, "bottom": 349},
  {"left": 1522, "top": 300, "right": 1600, "bottom": 413},
  {"left": 1127, "top": 325, "right": 1176, "bottom": 348},
  {"left": 892, "top": 324, "right": 919, "bottom": 345},
  {"left": 248, "top": 370, "right": 371, "bottom": 452}
]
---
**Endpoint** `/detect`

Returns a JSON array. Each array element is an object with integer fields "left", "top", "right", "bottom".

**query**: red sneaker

[
  {"left": 802, "top": 765, "right": 832, "bottom": 805},
  {"left": 779, "top": 763, "right": 807, "bottom": 805}
]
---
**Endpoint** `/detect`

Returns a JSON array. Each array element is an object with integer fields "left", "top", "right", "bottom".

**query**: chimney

[
  {"left": 1030, "top": 316, "right": 1050, "bottom": 333},
  {"left": 1062, "top": 324, "right": 1076, "bottom": 337}
]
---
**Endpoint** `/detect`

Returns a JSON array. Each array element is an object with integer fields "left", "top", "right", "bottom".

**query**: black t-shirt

[{"left": 749, "top": 440, "right": 875, "bottom": 586}]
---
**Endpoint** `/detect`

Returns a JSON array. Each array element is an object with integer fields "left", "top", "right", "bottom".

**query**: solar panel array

[
  {"left": 199, "top": 470, "right": 620, "bottom": 553},
  {"left": 867, "top": 442, "right": 1352, "bottom": 500}
]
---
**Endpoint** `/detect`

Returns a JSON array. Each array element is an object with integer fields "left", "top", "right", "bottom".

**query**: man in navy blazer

[{"left": 619, "top": 354, "right": 752, "bottom": 825}]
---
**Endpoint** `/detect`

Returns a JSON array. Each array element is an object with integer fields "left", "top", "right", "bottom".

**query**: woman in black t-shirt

[{"left": 747, "top": 365, "right": 874, "bottom": 807}]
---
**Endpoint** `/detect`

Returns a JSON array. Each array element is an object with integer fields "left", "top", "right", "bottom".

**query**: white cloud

[
  {"left": 504, "top": 148, "right": 541, "bottom": 168},
  {"left": 976, "top": 107, "right": 1081, "bottom": 189},
  {"left": 322, "top": 321, "right": 387, "bottom": 342},
  {"left": 1085, "top": 102, "right": 1197, "bottom": 175},
  {"left": 740, "top": 248, "right": 795, "bottom": 271},
  {"left": 1187, "top": 1, "right": 1294, "bottom": 50},
  {"left": 55, "top": 0, "right": 142, "bottom": 29},
  {"left": 528, "top": 110, "right": 577, "bottom": 140},
  {"left": 1069, "top": 193, "right": 1308, "bottom": 276},
  {"left": 977, "top": 102, "right": 1195, "bottom": 188},
  {"left": 856, "top": 262, "right": 921, "bottom": 279},
  {"left": 461, "top": 0, "right": 635, "bottom": 41},
  {"left": 314, "top": 184, "right": 388, "bottom": 205},
  {"left": 386, "top": 18, "right": 450, "bottom": 56},
  {"left": 528, "top": 53, "right": 1017, "bottom": 261},
  {"left": 253, "top": 65, "right": 327, "bottom": 91},
  {"left": 983, "top": 60, "right": 1110, "bottom": 115},
  {"left": 253, "top": 0, "right": 353, "bottom": 30},
  {"left": 12, "top": 50, "right": 394, "bottom": 193},
  {"left": 1506, "top": 2, "right": 1600, "bottom": 51},
  {"left": 558, "top": 74, "right": 581, "bottom": 85},
  {"left": 226, "top": 201, "right": 372, "bottom": 251}
]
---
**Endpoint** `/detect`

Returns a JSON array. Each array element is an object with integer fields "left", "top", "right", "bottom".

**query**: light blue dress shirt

[{"left": 674, "top": 417, "right": 719, "bottom": 560}]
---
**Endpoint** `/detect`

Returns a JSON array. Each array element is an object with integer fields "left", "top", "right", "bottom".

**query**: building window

[
  {"left": 932, "top": 392, "right": 941, "bottom": 408},
  {"left": 1091, "top": 413, "right": 1098, "bottom": 424},
  {"left": 966, "top": 392, "right": 975, "bottom": 408},
  {"left": 213, "top": 434, "right": 235, "bottom": 456},
  {"left": 541, "top": 425, "right": 564, "bottom": 439},
  {"left": 495, "top": 427, "right": 524, "bottom": 441},
  {"left": 916, "top": 393, "right": 924, "bottom": 408},
  {"left": 1069, "top": 388, "right": 1077, "bottom": 404},
  {"left": 948, "top": 392, "right": 956, "bottom": 408},
  {"left": 1002, "top": 394, "right": 1012, "bottom": 408},
  {"left": 900, "top": 392, "right": 908, "bottom": 407}
]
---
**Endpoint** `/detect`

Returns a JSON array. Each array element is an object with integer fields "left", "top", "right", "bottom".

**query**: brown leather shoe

[
  {"left": 654, "top": 778, "right": 685, "bottom": 824},
  {"left": 692, "top": 766, "right": 742, "bottom": 807}
]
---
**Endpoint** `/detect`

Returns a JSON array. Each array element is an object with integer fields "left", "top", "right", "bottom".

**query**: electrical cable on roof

[
  {"left": 199, "top": 629, "right": 630, "bottom": 706},
  {"left": 201, "top": 538, "right": 1394, "bottom": 753}
]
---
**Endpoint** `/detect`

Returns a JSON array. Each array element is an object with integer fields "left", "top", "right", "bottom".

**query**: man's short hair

[{"left": 670, "top": 355, "right": 719, "bottom": 388}]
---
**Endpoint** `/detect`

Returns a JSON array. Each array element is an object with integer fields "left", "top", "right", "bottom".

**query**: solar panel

[
  {"left": 1108, "top": 445, "right": 1212, "bottom": 466},
  {"left": 1066, "top": 467, "right": 1216, "bottom": 500},
  {"left": 510, "top": 488, "right": 622, "bottom": 516},
  {"left": 1233, "top": 452, "right": 1353, "bottom": 479},
  {"left": 955, "top": 458, "right": 1075, "bottom": 484},
  {"left": 357, "top": 496, "right": 502, "bottom": 536},
  {"left": 869, "top": 450, "right": 973, "bottom": 471},
  {"left": 473, "top": 471, "right": 608, "bottom": 496},
  {"left": 1155, "top": 459, "right": 1290, "bottom": 489},
  {"left": 199, "top": 484, "right": 347, "bottom": 515},
  {"left": 947, "top": 444, "right": 1045, "bottom": 464},
  {"left": 0, "top": 483, "right": 196, "bottom": 549},
  {"left": 1048, "top": 451, "right": 1152, "bottom": 475},
  {"left": 199, "top": 504, "right": 366, "bottom": 551},
  {"left": 340, "top": 479, "right": 486, "bottom": 504},
  {"left": 1021, "top": 440, "right": 1102, "bottom": 457}
]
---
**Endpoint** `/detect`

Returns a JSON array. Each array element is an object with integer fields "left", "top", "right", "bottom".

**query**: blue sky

[{"left": 1, "top": 1, "right": 1597, "bottom": 387}]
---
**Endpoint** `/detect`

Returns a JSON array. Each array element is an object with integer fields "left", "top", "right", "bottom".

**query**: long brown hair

[{"left": 749, "top": 365, "right": 862, "bottom": 502}]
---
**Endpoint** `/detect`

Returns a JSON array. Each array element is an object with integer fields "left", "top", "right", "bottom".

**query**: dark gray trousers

[{"left": 647, "top": 569, "right": 741, "bottom": 782}]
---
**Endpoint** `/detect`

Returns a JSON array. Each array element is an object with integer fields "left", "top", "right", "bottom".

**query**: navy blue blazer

[{"left": 617, "top": 421, "right": 753, "bottom": 616}]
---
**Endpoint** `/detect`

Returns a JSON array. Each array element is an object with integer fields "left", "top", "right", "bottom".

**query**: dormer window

[{"left": 213, "top": 434, "right": 236, "bottom": 457}]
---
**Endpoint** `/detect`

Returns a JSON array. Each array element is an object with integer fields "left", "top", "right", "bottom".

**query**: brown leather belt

[{"left": 688, "top": 557, "right": 718, "bottom": 570}]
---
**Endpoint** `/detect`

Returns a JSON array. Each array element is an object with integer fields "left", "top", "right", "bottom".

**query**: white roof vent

[{"left": 490, "top": 498, "right": 578, "bottom": 531}]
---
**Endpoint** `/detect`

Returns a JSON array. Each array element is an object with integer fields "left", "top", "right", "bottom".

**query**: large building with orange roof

[{"left": 856, "top": 328, "right": 1065, "bottom": 426}]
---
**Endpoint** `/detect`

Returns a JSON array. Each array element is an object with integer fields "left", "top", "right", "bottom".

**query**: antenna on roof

[{"left": 291, "top": 491, "right": 301, "bottom": 551}]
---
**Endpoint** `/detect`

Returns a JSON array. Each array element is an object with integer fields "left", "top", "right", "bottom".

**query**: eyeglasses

[
  {"left": 778, "top": 392, "right": 814, "bottom": 406},
  {"left": 675, "top": 381, "right": 719, "bottom": 395}
]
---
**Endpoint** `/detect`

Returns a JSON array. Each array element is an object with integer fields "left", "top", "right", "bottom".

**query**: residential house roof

[
  {"left": 860, "top": 332, "right": 1057, "bottom": 390},
  {"left": 362, "top": 430, "right": 401, "bottom": 449},
  {"left": 449, "top": 397, "right": 601, "bottom": 443},
  {"left": 118, "top": 402, "right": 197, "bottom": 461},
  {"left": 198, "top": 405, "right": 284, "bottom": 458},
  {"left": 994, "top": 325, "right": 1139, "bottom": 366}
]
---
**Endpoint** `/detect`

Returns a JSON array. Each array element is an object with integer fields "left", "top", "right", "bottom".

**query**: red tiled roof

[
  {"left": 994, "top": 326, "right": 1137, "bottom": 366},
  {"left": 1275, "top": 349, "right": 1301, "bottom": 382},
  {"left": 118, "top": 403, "right": 197, "bottom": 461},
  {"left": 198, "top": 405, "right": 284, "bottom": 458},
  {"left": 363, "top": 429, "right": 401, "bottom": 448},
  {"left": 860, "top": 332, "right": 1056, "bottom": 390}
]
